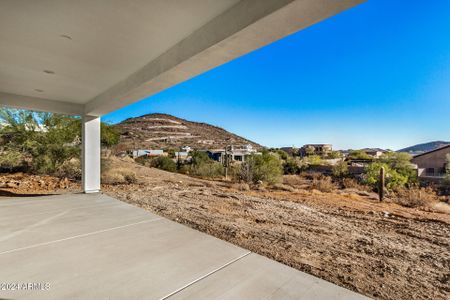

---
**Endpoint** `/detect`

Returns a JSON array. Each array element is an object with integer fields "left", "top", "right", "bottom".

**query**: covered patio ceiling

[{"left": 0, "top": 0, "right": 365, "bottom": 117}]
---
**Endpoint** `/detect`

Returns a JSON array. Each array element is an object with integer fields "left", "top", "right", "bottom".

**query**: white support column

[{"left": 82, "top": 115, "right": 101, "bottom": 193}]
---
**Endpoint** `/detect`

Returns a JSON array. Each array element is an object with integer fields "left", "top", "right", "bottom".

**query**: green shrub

[
  {"left": 327, "top": 151, "right": 343, "bottom": 159},
  {"left": 0, "top": 150, "right": 26, "bottom": 171},
  {"left": 241, "top": 152, "right": 283, "bottom": 184},
  {"left": 283, "top": 158, "right": 300, "bottom": 175},
  {"left": 380, "top": 152, "right": 416, "bottom": 184},
  {"left": 180, "top": 151, "right": 224, "bottom": 178},
  {"left": 101, "top": 123, "right": 120, "bottom": 148},
  {"left": 364, "top": 162, "right": 408, "bottom": 190},
  {"left": 0, "top": 108, "right": 119, "bottom": 176},
  {"left": 150, "top": 156, "right": 177, "bottom": 172},
  {"left": 332, "top": 160, "right": 349, "bottom": 178},
  {"left": 348, "top": 150, "right": 372, "bottom": 160}
]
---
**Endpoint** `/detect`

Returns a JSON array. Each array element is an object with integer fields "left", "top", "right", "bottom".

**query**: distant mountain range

[
  {"left": 398, "top": 141, "right": 450, "bottom": 155},
  {"left": 114, "top": 113, "right": 262, "bottom": 150}
]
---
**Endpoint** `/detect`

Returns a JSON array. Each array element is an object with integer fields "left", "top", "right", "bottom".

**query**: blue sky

[{"left": 104, "top": 0, "right": 450, "bottom": 150}]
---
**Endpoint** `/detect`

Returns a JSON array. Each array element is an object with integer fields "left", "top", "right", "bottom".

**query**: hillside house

[
  {"left": 361, "top": 148, "right": 387, "bottom": 158},
  {"left": 299, "top": 144, "right": 333, "bottom": 157},
  {"left": 412, "top": 145, "right": 450, "bottom": 182},
  {"left": 181, "top": 146, "right": 192, "bottom": 152},
  {"left": 174, "top": 151, "right": 189, "bottom": 161},
  {"left": 280, "top": 147, "right": 299, "bottom": 156},
  {"left": 208, "top": 144, "right": 259, "bottom": 163},
  {"left": 132, "top": 149, "right": 165, "bottom": 158}
]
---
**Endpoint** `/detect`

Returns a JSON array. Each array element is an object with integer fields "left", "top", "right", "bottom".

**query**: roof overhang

[{"left": 0, "top": 0, "right": 365, "bottom": 116}]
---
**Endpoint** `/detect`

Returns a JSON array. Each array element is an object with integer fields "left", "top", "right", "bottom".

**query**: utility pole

[
  {"left": 379, "top": 167, "right": 385, "bottom": 202},
  {"left": 224, "top": 146, "right": 229, "bottom": 180}
]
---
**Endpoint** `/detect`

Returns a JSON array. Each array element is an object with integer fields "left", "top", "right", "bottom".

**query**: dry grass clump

[
  {"left": 102, "top": 168, "right": 137, "bottom": 185},
  {"left": 394, "top": 187, "right": 438, "bottom": 208},
  {"left": 311, "top": 175, "right": 337, "bottom": 193},
  {"left": 341, "top": 178, "right": 372, "bottom": 192},
  {"left": 342, "top": 178, "right": 361, "bottom": 189},
  {"left": 101, "top": 158, "right": 138, "bottom": 185},
  {"left": 272, "top": 183, "right": 296, "bottom": 192},
  {"left": 283, "top": 175, "right": 309, "bottom": 188},
  {"left": 231, "top": 182, "right": 250, "bottom": 191}
]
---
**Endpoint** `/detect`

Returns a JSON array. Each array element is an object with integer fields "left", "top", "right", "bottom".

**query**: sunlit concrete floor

[{"left": 0, "top": 193, "right": 369, "bottom": 299}]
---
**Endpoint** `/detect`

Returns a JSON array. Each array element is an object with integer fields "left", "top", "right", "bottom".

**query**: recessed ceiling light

[
  {"left": 43, "top": 70, "right": 55, "bottom": 74},
  {"left": 34, "top": 89, "right": 44, "bottom": 92},
  {"left": 60, "top": 34, "right": 72, "bottom": 40}
]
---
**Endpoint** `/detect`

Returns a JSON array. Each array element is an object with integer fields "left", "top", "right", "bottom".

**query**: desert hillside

[
  {"left": 114, "top": 113, "right": 263, "bottom": 151},
  {"left": 398, "top": 141, "right": 450, "bottom": 155}
]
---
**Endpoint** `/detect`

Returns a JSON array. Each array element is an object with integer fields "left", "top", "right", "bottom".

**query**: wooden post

[{"left": 379, "top": 167, "right": 385, "bottom": 202}]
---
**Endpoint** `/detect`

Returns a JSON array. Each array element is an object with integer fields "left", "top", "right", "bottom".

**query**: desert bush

[
  {"left": 311, "top": 175, "right": 336, "bottom": 192},
  {"left": 348, "top": 150, "right": 372, "bottom": 160},
  {"left": 364, "top": 162, "right": 408, "bottom": 190},
  {"left": 188, "top": 162, "right": 224, "bottom": 178},
  {"left": 100, "top": 123, "right": 120, "bottom": 148},
  {"left": 0, "top": 108, "right": 119, "bottom": 176},
  {"left": 283, "top": 158, "right": 300, "bottom": 175},
  {"left": 180, "top": 151, "right": 224, "bottom": 178},
  {"left": 101, "top": 158, "right": 137, "bottom": 185},
  {"left": 135, "top": 156, "right": 176, "bottom": 172},
  {"left": 283, "top": 175, "right": 308, "bottom": 187},
  {"left": 342, "top": 178, "right": 362, "bottom": 189},
  {"left": 150, "top": 156, "right": 177, "bottom": 172},
  {"left": 380, "top": 152, "right": 417, "bottom": 184},
  {"left": 0, "top": 150, "right": 27, "bottom": 172},
  {"left": 55, "top": 158, "right": 81, "bottom": 180},
  {"left": 240, "top": 152, "right": 283, "bottom": 184},
  {"left": 303, "top": 172, "right": 323, "bottom": 181},
  {"left": 101, "top": 167, "right": 137, "bottom": 185},
  {"left": 327, "top": 151, "right": 343, "bottom": 159},
  {"left": 394, "top": 187, "right": 438, "bottom": 208},
  {"left": 332, "top": 160, "right": 349, "bottom": 178}
]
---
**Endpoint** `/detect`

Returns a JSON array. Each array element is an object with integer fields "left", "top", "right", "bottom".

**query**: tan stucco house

[{"left": 412, "top": 145, "right": 450, "bottom": 181}]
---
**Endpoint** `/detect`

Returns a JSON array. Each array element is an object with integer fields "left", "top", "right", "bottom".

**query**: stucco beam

[
  {"left": 0, "top": 92, "right": 84, "bottom": 116},
  {"left": 85, "top": 0, "right": 365, "bottom": 116}
]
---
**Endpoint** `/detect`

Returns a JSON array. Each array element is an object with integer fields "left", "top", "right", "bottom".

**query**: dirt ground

[{"left": 1, "top": 161, "right": 449, "bottom": 300}]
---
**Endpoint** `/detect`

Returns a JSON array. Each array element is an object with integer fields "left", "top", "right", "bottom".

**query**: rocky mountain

[
  {"left": 398, "top": 141, "right": 450, "bottom": 155},
  {"left": 114, "top": 113, "right": 263, "bottom": 151}
]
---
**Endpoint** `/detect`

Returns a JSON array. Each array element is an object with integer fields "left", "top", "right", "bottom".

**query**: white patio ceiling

[{"left": 0, "top": 0, "right": 364, "bottom": 116}]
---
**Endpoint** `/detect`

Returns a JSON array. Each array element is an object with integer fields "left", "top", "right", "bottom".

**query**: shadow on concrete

[{"left": 0, "top": 189, "right": 58, "bottom": 197}]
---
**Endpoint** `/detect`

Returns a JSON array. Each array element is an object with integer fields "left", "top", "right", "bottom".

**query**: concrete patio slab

[{"left": 0, "top": 193, "right": 369, "bottom": 299}]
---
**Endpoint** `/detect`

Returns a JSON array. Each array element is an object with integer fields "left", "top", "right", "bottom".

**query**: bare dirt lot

[{"left": 1, "top": 161, "right": 449, "bottom": 300}]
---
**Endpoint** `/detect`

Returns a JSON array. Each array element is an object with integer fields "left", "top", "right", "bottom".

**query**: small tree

[
  {"left": 364, "top": 162, "right": 408, "bottom": 190},
  {"left": 380, "top": 152, "right": 416, "bottom": 184},
  {"left": 0, "top": 108, "right": 120, "bottom": 176},
  {"left": 241, "top": 152, "right": 283, "bottom": 184},
  {"left": 101, "top": 123, "right": 120, "bottom": 148}
]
